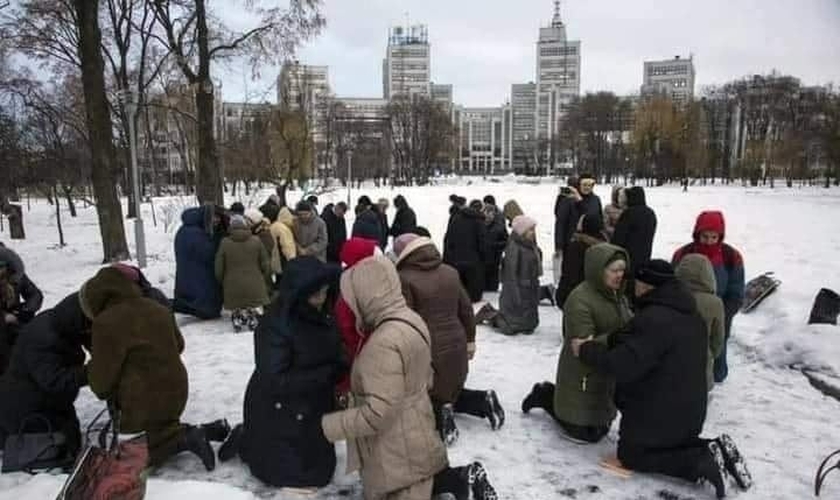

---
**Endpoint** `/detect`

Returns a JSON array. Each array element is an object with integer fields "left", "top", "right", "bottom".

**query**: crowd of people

[{"left": 0, "top": 177, "right": 752, "bottom": 499}]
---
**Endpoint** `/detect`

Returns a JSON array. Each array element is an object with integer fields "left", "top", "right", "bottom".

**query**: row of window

[
  {"left": 648, "top": 65, "right": 691, "bottom": 76},
  {"left": 540, "top": 59, "right": 578, "bottom": 69},
  {"left": 540, "top": 46, "right": 578, "bottom": 57},
  {"left": 390, "top": 48, "right": 429, "bottom": 58}
]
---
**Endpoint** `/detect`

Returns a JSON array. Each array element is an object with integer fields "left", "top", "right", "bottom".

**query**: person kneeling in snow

[
  {"left": 571, "top": 260, "right": 752, "bottom": 499},
  {"left": 321, "top": 256, "right": 498, "bottom": 500},
  {"left": 80, "top": 267, "right": 227, "bottom": 471}
]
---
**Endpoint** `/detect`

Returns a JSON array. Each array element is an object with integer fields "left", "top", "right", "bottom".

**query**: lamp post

[
  {"left": 346, "top": 150, "right": 353, "bottom": 207},
  {"left": 120, "top": 89, "right": 147, "bottom": 268}
]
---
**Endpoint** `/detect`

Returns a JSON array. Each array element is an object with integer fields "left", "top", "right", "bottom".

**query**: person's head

[
  {"left": 229, "top": 202, "right": 245, "bottom": 216},
  {"left": 511, "top": 215, "right": 537, "bottom": 242},
  {"left": 600, "top": 252, "right": 626, "bottom": 291},
  {"left": 244, "top": 208, "right": 264, "bottom": 228},
  {"left": 468, "top": 199, "right": 484, "bottom": 212},
  {"left": 340, "top": 255, "right": 406, "bottom": 330},
  {"left": 483, "top": 195, "right": 496, "bottom": 207},
  {"left": 482, "top": 204, "right": 497, "bottom": 225},
  {"left": 393, "top": 233, "right": 420, "bottom": 258},
  {"left": 357, "top": 195, "right": 372, "bottom": 208},
  {"left": 583, "top": 244, "right": 627, "bottom": 291},
  {"left": 579, "top": 173, "right": 596, "bottom": 195},
  {"left": 279, "top": 256, "right": 340, "bottom": 314},
  {"left": 377, "top": 198, "right": 390, "bottom": 211},
  {"left": 79, "top": 266, "right": 143, "bottom": 320},
  {"left": 306, "top": 195, "right": 319, "bottom": 207},
  {"left": 229, "top": 214, "right": 249, "bottom": 231},
  {"left": 393, "top": 195, "right": 407, "bottom": 210},
  {"left": 634, "top": 259, "right": 677, "bottom": 298},
  {"left": 450, "top": 194, "right": 466, "bottom": 207},
  {"left": 295, "top": 201, "right": 314, "bottom": 222},
  {"left": 611, "top": 186, "right": 625, "bottom": 207},
  {"left": 692, "top": 211, "right": 726, "bottom": 246},
  {"left": 334, "top": 201, "right": 348, "bottom": 218}
]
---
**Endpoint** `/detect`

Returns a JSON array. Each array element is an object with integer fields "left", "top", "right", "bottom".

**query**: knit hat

[
  {"left": 229, "top": 202, "right": 245, "bottom": 215},
  {"left": 229, "top": 214, "right": 248, "bottom": 230},
  {"left": 244, "top": 208, "right": 264, "bottom": 226},
  {"left": 511, "top": 215, "right": 537, "bottom": 236},
  {"left": 393, "top": 233, "right": 420, "bottom": 257},
  {"left": 295, "top": 200, "right": 313, "bottom": 213},
  {"left": 635, "top": 259, "right": 676, "bottom": 287},
  {"left": 483, "top": 195, "right": 496, "bottom": 206},
  {"left": 469, "top": 199, "right": 484, "bottom": 211}
]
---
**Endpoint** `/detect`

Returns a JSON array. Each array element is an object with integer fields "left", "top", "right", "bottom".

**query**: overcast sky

[{"left": 217, "top": 0, "right": 840, "bottom": 106}]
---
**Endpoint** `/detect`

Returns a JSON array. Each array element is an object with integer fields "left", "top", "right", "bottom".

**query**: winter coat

[
  {"left": 672, "top": 211, "right": 745, "bottom": 322},
  {"left": 556, "top": 232, "right": 606, "bottom": 310},
  {"left": 322, "top": 204, "right": 348, "bottom": 264},
  {"left": 376, "top": 209, "right": 389, "bottom": 249},
  {"left": 1, "top": 273, "right": 43, "bottom": 324},
  {"left": 443, "top": 208, "right": 487, "bottom": 267},
  {"left": 0, "top": 243, "right": 25, "bottom": 283},
  {"left": 675, "top": 255, "right": 726, "bottom": 391},
  {"left": 603, "top": 186, "right": 625, "bottom": 240},
  {"left": 352, "top": 208, "right": 385, "bottom": 246},
  {"left": 396, "top": 238, "right": 475, "bottom": 405},
  {"left": 322, "top": 256, "right": 448, "bottom": 500},
  {"left": 554, "top": 193, "right": 577, "bottom": 252},
  {"left": 334, "top": 237, "right": 380, "bottom": 395},
  {"left": 554, "top": 243, "right": 632, "bottom": 428},
  {"left": 80, "top": 268, "right": 188, "bottom": 435},
  {"left": 253, "top": 221, "right": 281, "bottom": 275},
  {"left": 577, "top": 193, "right": 603, "bottom": 221},
  {"left": 389, "top": 196, "right": 418, "bottom": 238},
  {"left": 612, "top": 186, "right": 657, "bottom": 274},
  {"left": 270, "top": 207, "right": 298, "bottom": 272},
  {"left": 294, "top": 216, "right": 329, "bottom": 262},
  {"left": 483, "top": 205, "right": 508, "bottom": 291},
  {"left": 215, "top": 228, "right": 270, "bottom": 310},
  {"left": 579, "top": 280, "right": 708, "bottom": 449},
  {"left": 497, "top": 232, "right": 542, "bottom": 335},
  {"left": 0, "top": 292, "right": 90, "bottom": 455},
  {"left": 241, "top": 257, "right": 344, "bottom": 488},
  {"left": 173, "top": 206, "right": 223, "bottom": 319}
]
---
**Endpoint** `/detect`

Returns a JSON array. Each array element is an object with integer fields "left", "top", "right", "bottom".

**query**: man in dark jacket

[
  {"left": 352, "top": 206, "right": 385, "bottom": 247},
  {"left": 173, "top": 205, "right": 224, "bottom": 319},
  {"left": 553, "top": 176, "right": 580, "bottom": 257},
  {"left": 389, "top": 195, "right": 418, "bottom": 238},
  {"left": 322, "top": 202, "right": 348, "bottom": 264},
  {"left": 611, "top": 186, "right": 657, "bottom": 301},
  {"left": 444, "top": 200, "right": 487, "bottom": 302},
  {"left": 0, "top": 292, "right": 90, "bottom": 460},
  {"left": 375, "top": 198, "right": 390, "bottom": 249},
  {"left": 572, "top": 260, "right": 751, "bottom": 499},
  {"left": 1, "top": 253, "right": 44, "bottom": 374}
]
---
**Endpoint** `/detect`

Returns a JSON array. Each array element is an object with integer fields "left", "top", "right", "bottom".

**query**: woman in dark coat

[
  {"left": 612, "top": 186, "right": 657, "bottom": 299},
  {"left": 482, "top": 203, "right": 508, "bottom": 292},
  {"left": 555, "top": 213, "right": 608, "bottom": 309},
  {"left": 389, "top": 195, "right": 418, "bottom": 238},
  {"left": 173, "top": 205, "right": 224, "bottom": 319},
  {"left": 1, "top": 252, "right": 44, "bottom": 375},
  {"left": 443, "top": 200, "right": 487, "bottom": 302},
  {"left": 220, "top": 256, "right": 345, "bottom": 489}
]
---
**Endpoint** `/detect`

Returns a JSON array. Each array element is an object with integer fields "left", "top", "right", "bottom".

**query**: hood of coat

[
  {"left": 625, "top": 186, "right": 647, "bottom": 207},
  {"left": 181, "top": 205, "right": 215, "bottom": 235},
  {"left": 635, "top": 279, "right": 697, "bottom": 315},
  {"left": 692, "top": 211, "right": 726, "bottom": 241},
  {"left": 610, "top": 185, "right": 624, "bottom": 206},
  {"left": 228, "top": 227, "right": 253, "bottom": 243},
  {"left": 395, "top": 237, "right": 440, "bottom": 270},
  {"left": 281, "top": 256, "right": 341, "bottom": 310},
  {"left": 79, "top": 267, "right": 143, "bottom": 319},
  {"left": 675, "top": 253, "right": 717, "bottom": 295},
  {"left": 584, "top": 243, "right": 629, "bottom": 296},
  {"left": 340, "top": 237, "right": 380, "bottom": 268},
  {"left": 277, "top": 207, "right": 295, "bottom": 228},
  {"left": 394, "top": 195, "right": 409, "bottom": 210},
  {"left": 340, "top": 255, "right": 411, "bottom": 332}
]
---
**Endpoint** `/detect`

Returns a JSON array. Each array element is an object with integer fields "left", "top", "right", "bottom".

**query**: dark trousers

[
  {"left": 484, "top": 257, "right": 502, "bottom": 292},
  {"left": 618, "top": 438, "right": 709, "bottom": 483},
  {"left": 0, "top": 321, "right": 20, "bottom": 376},
  {"left": 433, "top": 388, "right": 489, "bottom": 428},
  {"left": 433, "top": 466, "right": 470, "bottom": 499},
  {"left": 531, "top": 382, "right": 609, "bottom": 443},
  {"left": 714, "top": 309, "right": 736, "bottom": 383},
  {"left": 455, "top": 263, "right": 484, "bottom": 303}
]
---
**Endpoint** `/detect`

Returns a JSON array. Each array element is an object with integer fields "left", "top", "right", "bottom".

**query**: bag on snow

[
  {"left": 741, "top": 272, "right": 781, "bottom": 313},
  {"left": 808, "top": 288, "right": 840, "bottom": 326},
  {"left": 56, "top": 406, "right": 149, "bottom": 500},
  {"left": 1, "top": 414, "right": 73, "bottom": 473}
]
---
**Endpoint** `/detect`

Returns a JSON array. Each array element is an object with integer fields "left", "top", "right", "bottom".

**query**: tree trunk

[
  {"left": 74, "top": 0, "right": 130, "bottom": 262},
  {"left": 1, "top": 204, "right": 25, "bottom": 239},
  {"left": 276, "top": 182, "right": 289, "bottom": 208},
  {"left": 193, "top": 0, "right": 223, "bottom": 206},
  {"left": 53, "top": 184, "right": 66, "bottom": 247},
  {"left": 62, "top": 185, "right": 77, "bottom": 217}
]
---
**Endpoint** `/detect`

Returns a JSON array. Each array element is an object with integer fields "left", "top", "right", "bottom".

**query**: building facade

[
  {"left": 457, "top": 106, "right": 510, "bottom": 174},
  {"left": 510, "top": 83, "right": 537, "bottom": 173},
  {"left": 641, "top": 55, "right": 696, "bottom": 103},
  {"left": 383, "top": 25, "right": 431, "bottom": 99}
]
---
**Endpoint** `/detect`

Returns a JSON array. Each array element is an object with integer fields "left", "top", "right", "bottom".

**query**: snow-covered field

[{"left": 1, "top": 180, "right": 840, "bottom": 499}]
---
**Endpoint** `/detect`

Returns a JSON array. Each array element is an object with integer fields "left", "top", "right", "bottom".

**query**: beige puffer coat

[{"left": 322, "top": 256, "right": 447, "bottom": 500}]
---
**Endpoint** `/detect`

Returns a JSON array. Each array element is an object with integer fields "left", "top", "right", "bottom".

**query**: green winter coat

[
  {"left": 554, "top": 243, "right": 632, "bottom": 427},
  {"left": 81, "top": 267, "right": 188, "bottom": 433},
  {"left": 675, "top": 254, "right": 725, "bottom": 391},
  {"left": 215, "top": 228, "right": 271, "bottom": 310}
]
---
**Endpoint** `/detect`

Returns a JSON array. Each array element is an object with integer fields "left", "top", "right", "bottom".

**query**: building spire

[{"left": 552, "top": 0, "right": 563, "bottom": 27}]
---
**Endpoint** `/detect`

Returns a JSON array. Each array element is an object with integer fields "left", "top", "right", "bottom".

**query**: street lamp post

[
  {"left": 346, "top": 150, "right": 353, "bottom": 207},
  {"left": 121, "top": 89, "right": 147, "bottom": 268}
]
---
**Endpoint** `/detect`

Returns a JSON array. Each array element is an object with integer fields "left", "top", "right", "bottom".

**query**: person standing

[
  {"left": 80, "top": 267, "right": 222, "bottom": 471},
  {"left": 322, "top": 202, "right": 348, "bottom": 264},
  {"left": 482, "top": 201, "right": 508, "bottom": 292},
  {"left": 553, "top": 177, "right": 580, "bottom": 280},
  {"left": 218, "top": 257, "right": 345, "bottom": 489},
  {"left": 603, "top": 186, "right": 626, "bottom": 240},
  {"left": 394, "top": 235, "right": 505, "bottom": 446},
  {"left": 245, "top": 208, "right": 281, "bottom": 292},
  {"left": 215, "top": 215, "right": 271, "bottom": 332},
  {"left": 306, "top": 195, "right": 320, "bottom": 216},
  {"left": 675, "top": 254, "right": 726, "bottom": 393},
  {"left": 321, "top": 256, "right": 497, "bottom": 500},
  {"left": 375, "top": 198, "right": 391, "bottom": 250},
  {"left": 612, "top": 186, "right": 657, "bottom": 301},
  {"left": 293, "top": 201, "right": 328, "bottom": 262},
  {"left": 443, "top": 200, "right": 487, "bottom": 302},
  {"left": 0, "top": 251, "right": 43, "bottom": 375},
  {"left": 269, "top": 206, "right": 298, "bottom": 283},
  {"left": 521, "top": 244, "right": 632, "bottom": 443},
  {"left": 571, "top": 260, "right": 752, "bottom": 499},
  {"left": 173, "top": 205, "right": 225, "bottom": 319},
  {"left": 389, "top": 195, "right": 418, "bottom": 238},
  {"left": 555, "top": 214, "right": 608, "bottom": 310},
  {"left": 672, "top": 211, "right": 745, "bottom": 384}
]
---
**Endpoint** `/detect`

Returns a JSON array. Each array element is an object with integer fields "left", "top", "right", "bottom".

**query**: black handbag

[{"left": 2, "top": 414, "right": 72, "bottom": 473}]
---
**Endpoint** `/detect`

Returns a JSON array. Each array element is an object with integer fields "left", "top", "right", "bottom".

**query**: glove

[{"left": 466, "top": 342, "right": 476, "bottom": 360}]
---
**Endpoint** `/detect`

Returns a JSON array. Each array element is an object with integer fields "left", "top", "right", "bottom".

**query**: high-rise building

[
  {"left": 431, "top": 83, "right": 453, "bottom": 105},
  {"left": 641, "top": 55, "right": 696, "bottom": 103},
  {"left": 510, "top": 83, "right": 537, "bottom": 172},
  {"left": 383, "top": 24, "right": 431, "bottom": 99},
  {"left": 277, "top": 62, "right": 332, "bottom": 158},
  {"left": 536, "top": 0, "right": 581, "bottom": 144},
  {"left": 458, "top": 106, "right": 509, "bottom": 174}
]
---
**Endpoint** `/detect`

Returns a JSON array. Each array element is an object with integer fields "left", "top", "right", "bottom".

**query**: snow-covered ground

[{"left": 1, "top": 180, "right": 840, "bottom": 499}]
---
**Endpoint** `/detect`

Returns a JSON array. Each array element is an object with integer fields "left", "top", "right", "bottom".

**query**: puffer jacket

[
  {"left": 214, "top": 228, "right": 271, "bottom": 310},
  {"left": 675, "top": 254, "right": 726, "bottom": 391},
  {"left": 396, "top": 238, "right": 474, "bottom": 404},
  {"left": 554, "top": 243, "right": 633, "bottom": 427},
  {"left": 270, "top": 207, "right": 298, "bottom": 272},
  {"left": 322, "top": 256, "right": 447, "bottom": 500},
  {"left": 173, "top": 206, "right": 223, "bottom": 319}
]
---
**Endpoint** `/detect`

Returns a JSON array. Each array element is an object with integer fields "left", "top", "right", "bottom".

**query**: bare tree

[{"left": 387, "top": 95, "right": 456, "bottom": 185}]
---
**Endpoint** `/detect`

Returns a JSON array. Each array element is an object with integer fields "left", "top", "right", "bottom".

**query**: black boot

[
  {"left": 697, "top": 441, "right": 727, "bottom": 499},
  {"left": 717, "top": 434, "right": 753, "bottom": 491},
  {"left": 483, "top": 390, "right": 505, "bottom": 430},
  {"left": 218, "top": 423, "right": 244, "bottom": 463},
  {"left": 181, "top": 425, "right": 216, "bottom": 471},
  {"left": 809, "top": 288, "right": 840, "bottom": 325},
  {"left": 200, "top": 419, "right": 231, "bottom": 443},
  {"left": 522, "top": 382, "right": 550, "bottom": 414},
  {"left": 467, "top": 462, "right": 498, "bottom": 500}
]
